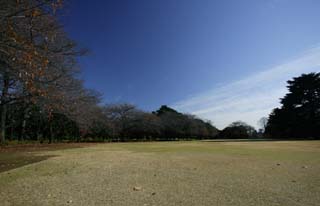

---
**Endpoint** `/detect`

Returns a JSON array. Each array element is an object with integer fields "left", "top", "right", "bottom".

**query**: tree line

[{"left": 86, "top": 105, "right": 219, "bottom": 142}]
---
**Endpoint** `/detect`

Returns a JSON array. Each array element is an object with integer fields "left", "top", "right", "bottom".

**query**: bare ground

[{"left": 0, "top": 141, "right": 319, "bottom": 206}]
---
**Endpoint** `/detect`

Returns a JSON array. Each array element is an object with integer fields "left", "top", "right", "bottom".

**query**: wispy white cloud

[{"left": 171, "top": 46, "right": 320, "bottom": 129}]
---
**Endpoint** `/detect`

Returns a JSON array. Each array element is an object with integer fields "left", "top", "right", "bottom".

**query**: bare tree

[
  {"left": 0, "top": 0, "right": 88, "bottom": 143},
  {"left": 102, "top": 103, "right": 137, "bottom": 140},
  {"left": 258, "top": 117, "right": 268, "bottom": 133}
]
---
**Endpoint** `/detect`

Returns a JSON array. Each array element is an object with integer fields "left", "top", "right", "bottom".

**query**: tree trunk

[
  {"left": 0, "top": 72, "right": 9, "bottom": 144},
  {"left": 21, "top": 119, "right": 26, "bottom": 141},
  {"left": 36, "top": 122, "right": 42, "bottom": 142},
  {"left": 21, "top": 106, "right": 31, "bottom": 141},
  {"left": 0, "top": 104, "right": 7, "bottom": 144},
  {"left": 49, "top": 121, "right": 53, "bottom": 144}
]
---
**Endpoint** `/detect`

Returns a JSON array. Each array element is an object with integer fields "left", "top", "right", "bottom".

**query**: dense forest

[{"left": 1, "top": 1, "right": 319, "bottom": 144}]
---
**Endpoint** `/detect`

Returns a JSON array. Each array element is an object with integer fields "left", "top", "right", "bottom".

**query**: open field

[{"left": 0, "top": 141, "right": 320, "bottom": 206}]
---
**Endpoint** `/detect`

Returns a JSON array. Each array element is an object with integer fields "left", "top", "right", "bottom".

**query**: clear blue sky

[{"left": 62, "top": 0, "right": 320, "bottom": 128}]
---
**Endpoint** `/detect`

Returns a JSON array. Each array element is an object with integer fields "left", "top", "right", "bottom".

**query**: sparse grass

[{"left": 0, "top": 140, "right": 319, "bottom": 206}]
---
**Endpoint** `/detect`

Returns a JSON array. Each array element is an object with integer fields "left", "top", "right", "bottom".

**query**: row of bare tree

[
  {"left": 85, "top": 104, "right": 219, "bottom": 142},
  {"left": 3, "top": 102, "right": 220, "bottom": 142}
]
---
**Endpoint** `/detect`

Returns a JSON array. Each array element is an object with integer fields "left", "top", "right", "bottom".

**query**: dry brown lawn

[{"left": 0, "top": 140, "right": 319, "bottom": 206}]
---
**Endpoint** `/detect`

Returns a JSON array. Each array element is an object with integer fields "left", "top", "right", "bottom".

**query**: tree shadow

[
  {"left": 0, "top": 143, "right": 94, "bottom": 173},
  {"left": 0, "top": 153, "right": 57, "bottom": 173}
]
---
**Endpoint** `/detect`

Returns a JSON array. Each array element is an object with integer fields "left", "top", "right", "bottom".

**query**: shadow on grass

[
  {"left": 0, "top": 143, "right": 96, "bottom": 173},
  {"left": 0, "top": 153, "right": 57, "bottom": 173}
]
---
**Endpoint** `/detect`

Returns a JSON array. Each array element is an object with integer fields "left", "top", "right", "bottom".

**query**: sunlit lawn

[{"left": 0, "top": 140, "right": 319, "bottom": 206}]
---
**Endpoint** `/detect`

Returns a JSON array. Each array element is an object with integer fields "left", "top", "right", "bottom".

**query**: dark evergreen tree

[{"left": 265, "top": 73, "right": 320, "bottom": 139}]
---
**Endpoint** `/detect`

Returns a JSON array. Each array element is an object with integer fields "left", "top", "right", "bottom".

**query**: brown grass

[{"left": 0, "top": 140, "right": 319, "bottom": 206}]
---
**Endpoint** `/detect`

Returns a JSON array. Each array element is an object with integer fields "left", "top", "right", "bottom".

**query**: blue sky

[{"left": 62, "top": 0, "right": 320, "bottom": 129}]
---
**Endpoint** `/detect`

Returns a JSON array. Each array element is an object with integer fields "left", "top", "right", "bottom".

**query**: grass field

[{"left": 0, "top": 140, "right": 319, "bottom": 206}]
